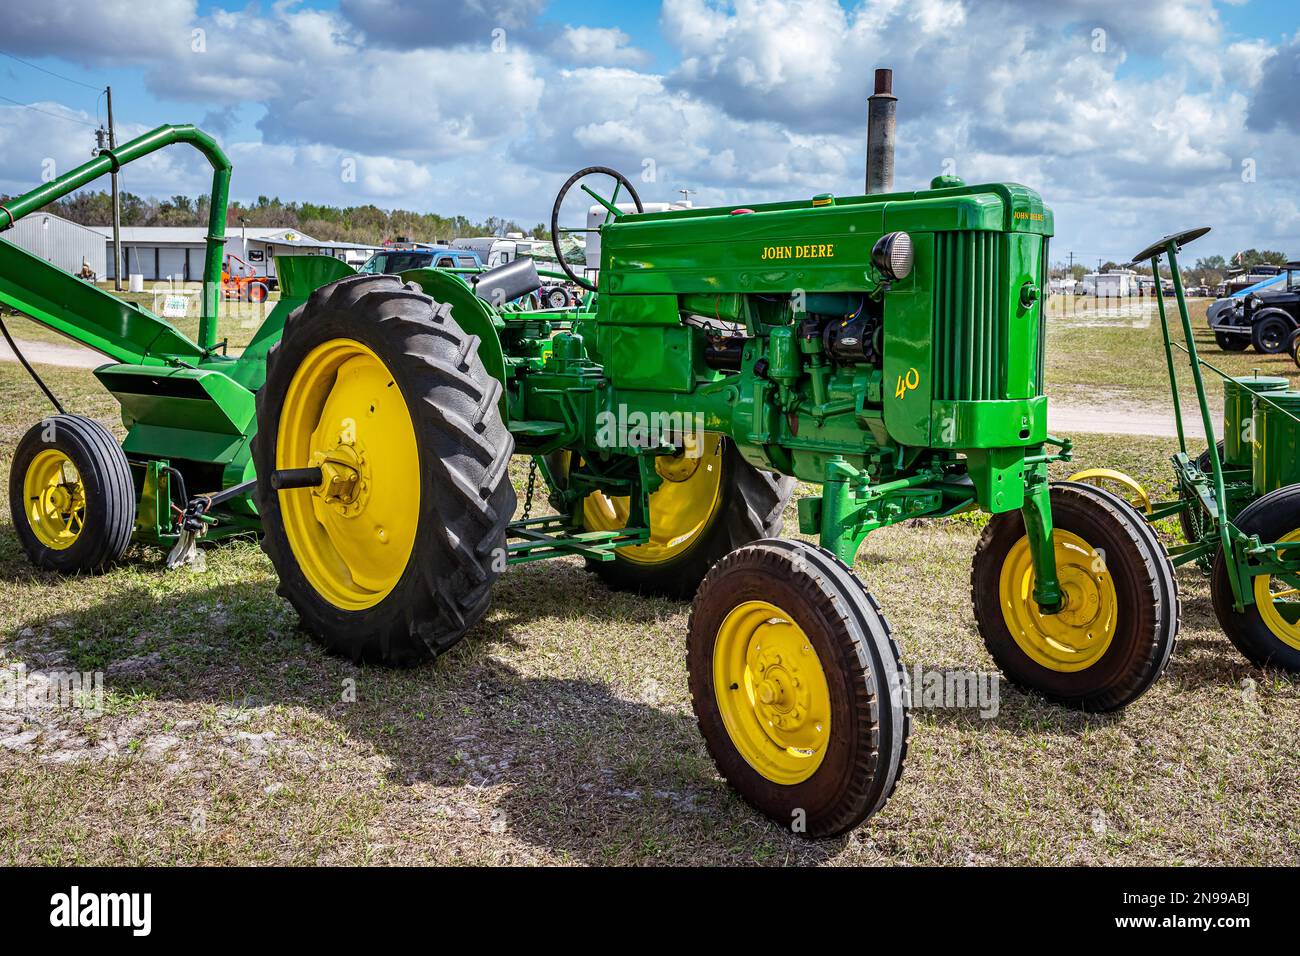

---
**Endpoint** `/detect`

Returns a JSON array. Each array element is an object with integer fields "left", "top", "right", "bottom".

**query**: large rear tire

[
  {"left": 561, "top": 437, "right": 795, "bottom": 599},
  {"left": 8, "top": 414, "right": 133, "bottom": 573},
  {"left": 971, "top": 482, "right": 1178, "bottom": 711},
  {"left": 253, "top": 274, "right": 516, "bottom": 665},
  {"left": 1211, "top": 484, "right": 1300, "bottom": 671},
  {"left": 687, "top": 539, "right": 908, "bottom": 837}
]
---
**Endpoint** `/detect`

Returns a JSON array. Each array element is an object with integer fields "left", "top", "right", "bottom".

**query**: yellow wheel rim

[
  {"left": 23, "top": 449, "right": 86, "bottom": 550},
  {"left": 713, "top": 600, "right": 831, "bottom": 785},
  {"left": 1256, "top": 529, "right": 1300, "bottom": 651},
  {"left": 999, "top": 530, "right": 1118, "bottom": 672},
  {"left": 276, "top": 338, "right": 420, "bottom": 611},
  {"left": 1067, "top": 468, "right": 1152, "bottom": 514},
  {"left": 582, "top": 433, "right": 725, "bottom": 565}
]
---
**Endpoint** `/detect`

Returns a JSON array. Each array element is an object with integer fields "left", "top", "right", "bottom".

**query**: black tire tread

[
  {"left": 688, "top": 538, "right": 908, "bottom": 837},
  {"left": 253, "top": 274, "right": 515, "bottom": 664},
  {"left": 8, "top": 414, "right": 133, "bottom": 573}
]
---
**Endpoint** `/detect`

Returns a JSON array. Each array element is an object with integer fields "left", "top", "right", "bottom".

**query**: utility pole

[
  {"left": 1067, "top": 251, "right": 1074, "bottom": 274},
  {"left": 106, "top": 86, "right": 122, "bottom": 291}
]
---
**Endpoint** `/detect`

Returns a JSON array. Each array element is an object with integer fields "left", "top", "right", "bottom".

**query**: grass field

[{"left": 1, "top": 356, "right": 1296, "bottom": 866}]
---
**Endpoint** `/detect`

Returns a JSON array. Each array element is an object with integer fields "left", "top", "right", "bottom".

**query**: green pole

[
  {"left": 1165, "top": 243, "right": 1235, "bottom": 588},
  {"left": 0, "top": 124, "right": 231, "bottom": 352},
  {"left": 1149, "top": 258, "right": 1188, "bottom": 454}
]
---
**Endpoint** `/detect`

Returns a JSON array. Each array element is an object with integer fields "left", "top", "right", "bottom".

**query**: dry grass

[{"left": 1, "top": 353, "right": 1297, "bottom": 866}]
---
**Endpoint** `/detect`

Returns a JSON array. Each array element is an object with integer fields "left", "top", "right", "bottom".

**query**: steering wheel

[{"left": 550, "top": 166, "right": 644, "bottom": 292}]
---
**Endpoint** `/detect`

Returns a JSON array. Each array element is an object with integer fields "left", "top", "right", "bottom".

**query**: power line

[
  {"left": 0, "top": 49, "right": 102, "bottom": 91},
  {"left": 0, "top": 92, "right": 97, "bottom": 127}
]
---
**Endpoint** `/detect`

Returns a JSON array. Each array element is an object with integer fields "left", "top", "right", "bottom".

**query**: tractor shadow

[{"left": 1, "top": 558, "right": 847, "bottom": 863}]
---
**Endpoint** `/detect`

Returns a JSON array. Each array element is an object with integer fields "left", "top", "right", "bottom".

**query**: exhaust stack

[{"left": 866, "top": 68, "right": 896, "bottom": 194}]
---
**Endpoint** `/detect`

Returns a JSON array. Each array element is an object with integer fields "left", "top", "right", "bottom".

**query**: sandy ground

[{"left": 0, "top": 337, "right": 104, "bottom": 370}]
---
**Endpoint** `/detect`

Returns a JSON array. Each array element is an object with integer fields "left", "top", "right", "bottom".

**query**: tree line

[
  {"left": 15, "top": 190, "right": 551, "bottom": 244},
  {"left": 1053, "top": 249, "right": 1288, "bottom": 287}
]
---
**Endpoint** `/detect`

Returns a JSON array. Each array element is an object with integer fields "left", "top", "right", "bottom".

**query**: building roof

[
  {"left": 86, "top": 225, "right": 320, "bottom": 244},
  {"left": 3, "top": 211, "right": 105, "bottom": 241}
]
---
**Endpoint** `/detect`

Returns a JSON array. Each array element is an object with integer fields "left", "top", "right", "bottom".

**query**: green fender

[{"left": 399, "top": 267, "right": 509, "bottom": 420}]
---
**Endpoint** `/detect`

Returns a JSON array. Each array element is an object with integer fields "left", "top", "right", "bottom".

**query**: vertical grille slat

[{"left": 933, "top": 230, "right": 1015, "bottom": 402}]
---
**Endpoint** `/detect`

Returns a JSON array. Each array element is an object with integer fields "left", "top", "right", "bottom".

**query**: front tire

[
  {"left": 971, "top": 482, "right": 1178, "bottom": 711},
  {"left": 253, "top": 274, "right": 516, "bottom": 665},
  {"left": 688, "top": 539, "right": 908, "bottom": 837},
  {"left": 1211, "top": 484, "right": 1300, "bottom": 671},
  {"left": 8, "top": 414, "right": 134, "bottom": 573}
]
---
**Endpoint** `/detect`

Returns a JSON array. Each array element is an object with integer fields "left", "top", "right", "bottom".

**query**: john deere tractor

[
  {"left": 2, "top": 87, "right": 1179, "bottom": 837},
  {"left": 246, "top": 159, "right": 1181, "bottom": 835}
]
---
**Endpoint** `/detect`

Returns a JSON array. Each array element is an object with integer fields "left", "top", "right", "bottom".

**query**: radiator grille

[{"left": 934, "top": 231, "right": 1006, "bottom": 401}]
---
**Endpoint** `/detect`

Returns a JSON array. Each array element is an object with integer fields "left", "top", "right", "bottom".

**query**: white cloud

[{"left": 549, "top": 26, "right": 651, "bottom": 67}]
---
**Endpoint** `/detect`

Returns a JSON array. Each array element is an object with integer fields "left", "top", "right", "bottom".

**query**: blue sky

[{"left": 1, "top": 0, "right": 1298, "bottom": 264}]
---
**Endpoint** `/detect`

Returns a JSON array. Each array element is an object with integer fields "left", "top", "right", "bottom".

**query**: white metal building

[
  {"left": 89, "top": 226, "right": 384, "bottom": 281},
  {"left": 1, "top": 212, "right": 106, "bottom": 278},
  {"left": 1081, "top": 269, "right": 1137, "bottom": 297}
]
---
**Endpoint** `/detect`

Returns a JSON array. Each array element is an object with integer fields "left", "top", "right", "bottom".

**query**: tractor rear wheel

[
  {"left": 971, "top": 482, "right": 1178, "bottom": 711},
  {"left": 557, "top": 437, "right": 795, "bottom": 599},
  {"left": 1211, "top": 484, "right": 1300, "bottom": 671},
  {"left": 253, "top": 274, "right": 515, "bottom": 665},
  {"left": 8, "top": 414, "right": 134, "bottom": 573},
  {"left": 687, "top": 539, "right": 908, "bottom": 837}
]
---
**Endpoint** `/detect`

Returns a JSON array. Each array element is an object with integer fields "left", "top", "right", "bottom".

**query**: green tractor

[
  {"left": 3, "top": 109, "right": 1181, "bottom": 837},
  {"left": 248, "top": 170, "right": 1182, "bottom": 834}
]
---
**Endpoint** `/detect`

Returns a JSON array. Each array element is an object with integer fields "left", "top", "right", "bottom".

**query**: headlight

[{"left": 872, "top": 231, "right": 913, "bottom": 281}]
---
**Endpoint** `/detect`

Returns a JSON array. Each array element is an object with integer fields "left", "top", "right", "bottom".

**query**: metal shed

[{"left": 1, "top": 211, "right": 106, "bottom": 279}]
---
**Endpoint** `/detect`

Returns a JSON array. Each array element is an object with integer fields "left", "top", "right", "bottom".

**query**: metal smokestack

[{"left": 866, "top": 68, "right": 896, "bottom": 194}]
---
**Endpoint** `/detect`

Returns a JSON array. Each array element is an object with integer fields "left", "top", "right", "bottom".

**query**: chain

[{"left": 521, "top": 456, "right": 539, "bottom": 520}]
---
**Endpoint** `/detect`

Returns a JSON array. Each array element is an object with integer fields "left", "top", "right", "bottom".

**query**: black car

[{"left": 1207, "top": 261, "right": 1300, "bottom": 353}]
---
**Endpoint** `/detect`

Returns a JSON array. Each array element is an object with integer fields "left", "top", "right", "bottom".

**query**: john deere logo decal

[{"left": 760, "top": 243, "right": 836, "bottom": 261}]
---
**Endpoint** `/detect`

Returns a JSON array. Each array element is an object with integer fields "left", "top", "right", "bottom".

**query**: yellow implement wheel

[
  {"left": 1212, "top": 485, "right": 1300, "bottom": 670},
  {"left": 24, "top": 449, "right": 86, "bottom": 551},
  {"left": 998, "top": 529, "right": 1118, "bottom": 672},
  {"left": 253, "top": 274, "right": 515, "bottom": 664},
  {"left": 276, "top": 338, "right": 420, "bottom": 611},
  {"left": 972, "top": 482, "right": 1177, "bottom": 711},
  {"left": 1067, "top": 468, "right": 1152, "bottom": 515},
  {"left": 8, "top": 414, "right": 134, "bottom": 573},
  {"left": 712, "top": 600, "right": 832, "bottom": 785},
  {"left": 1255, "top": 529, "right": 1300, "bottom": 651},
  {"left": 688, "top": 540, "right": 908, "bottom": 837}
]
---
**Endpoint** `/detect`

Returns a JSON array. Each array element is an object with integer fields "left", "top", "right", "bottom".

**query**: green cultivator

[
  {"left": 4, "top": 106, "right": 1188, "bottom": 836},
  {"left": 1072, "top": 229, "right": 1300, "bottom": 672}
]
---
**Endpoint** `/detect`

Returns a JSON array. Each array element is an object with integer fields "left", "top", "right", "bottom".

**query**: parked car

[
  {"left": 1207, "top": 261, "right": 1300, "bottom": 353},
  {"left": 358, "top": 247, "right": 482, "bottom": 275}
]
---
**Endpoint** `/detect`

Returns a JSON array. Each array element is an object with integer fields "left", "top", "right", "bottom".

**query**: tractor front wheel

[
  {"left": 687, "top": 539, "right": 909, "bottom": 837},
  {"left": 253, "top": 274, "right": 515, "bottom": 665},
  {"left": 1211, "top": 484, "right": 1300, "bottom": 671},
  {"left": 971, "top": 482, "right": 1178, "bottom": 711}
]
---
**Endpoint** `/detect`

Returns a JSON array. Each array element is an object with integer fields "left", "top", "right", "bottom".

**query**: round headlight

[{"left": 872, "top": 231, "right": 913, "bottom": 281}]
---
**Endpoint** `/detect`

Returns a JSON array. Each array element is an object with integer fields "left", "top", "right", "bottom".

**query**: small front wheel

[
  {"left": 971, "top": 482, "right": 1178, "bottom": 711},
  {"left": 8, "top": 414, "right": 134, "bottom": 573},
  {"left": 687, "top": 539, "right": 909, "bottom": 838}
]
